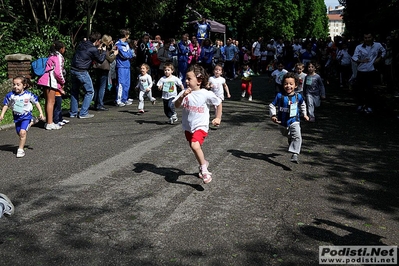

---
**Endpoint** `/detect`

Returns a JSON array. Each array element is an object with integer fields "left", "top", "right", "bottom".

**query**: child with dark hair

[
  {"left": 269, "top": 72, "right": 309, "bottom": 163},
  {"left": 37, "top": 40, "right": 66, "bottom": 130},
  {"left": 174, "top": 65, "right": 222, "bottom": 184},
  {"left": 0, "top": 76, "right": 44, "bottom": 158},
  {"left": 303, "top": 61, "right": 326, "bottom": 122}
]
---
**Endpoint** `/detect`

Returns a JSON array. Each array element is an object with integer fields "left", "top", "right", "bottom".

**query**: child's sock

[{"left": 201, "top": 163, "right": 209, "bottom": 172}]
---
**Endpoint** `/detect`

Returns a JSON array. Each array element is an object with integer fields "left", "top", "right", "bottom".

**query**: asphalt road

[{"left": 0, "top": 73, "right": 398, "bottom": 266}]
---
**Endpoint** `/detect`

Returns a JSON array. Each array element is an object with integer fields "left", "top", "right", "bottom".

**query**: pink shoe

[{"left": 199, "top": 170, "right": 212, "bottom": 184}]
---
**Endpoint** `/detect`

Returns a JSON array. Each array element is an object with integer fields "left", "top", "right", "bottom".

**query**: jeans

[
  {"left": 70, "top": 69, "right": 94, "bottom": 117},
  {"left": 95, "top": 70, "right": 108, "bottom": 108},
  {"left": 53, "top": 96, "right": 62, "bottom": 124},
  {"left": 163, "top": 98, "right": 175, "bottom": 118}
]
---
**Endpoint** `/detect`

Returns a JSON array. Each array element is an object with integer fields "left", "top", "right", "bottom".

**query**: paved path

[{"left": 0, "top": 74, "right": 398, "bottom": 265}]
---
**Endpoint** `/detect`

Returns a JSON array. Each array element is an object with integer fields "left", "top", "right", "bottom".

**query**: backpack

[{"left": 31, "top": 57, "right": 50, "bottom": 77}]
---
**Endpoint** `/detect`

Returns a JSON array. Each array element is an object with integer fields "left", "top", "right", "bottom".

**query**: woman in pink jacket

[{"left": 37, "top": 41, "right": 66, "bottom": 130}]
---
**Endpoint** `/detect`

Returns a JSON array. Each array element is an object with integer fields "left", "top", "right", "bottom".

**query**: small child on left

[
  {"left": 0, "top": 76, "right": 44, "bottom": 158},
  {"left": 135, "top": 63, "right": 156, "bottom": 113},
  {"left": 0, "top": 193, "right": 14, "bottom": 218}
]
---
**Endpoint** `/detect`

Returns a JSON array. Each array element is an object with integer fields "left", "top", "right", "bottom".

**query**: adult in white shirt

[
  {"left": 252, "top": 36, "right": 263, "bottom": 74},
  {"left": 352, "top": 32, "right": 386, "bottom": 113}
]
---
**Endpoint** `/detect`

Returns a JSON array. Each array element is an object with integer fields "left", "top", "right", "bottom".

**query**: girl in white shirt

[
  {"left": 135, "top": 64, "right": 156, "bottom": 113},
  {"left": 174, "top": 65, "right": 222, "bottom": 184}
]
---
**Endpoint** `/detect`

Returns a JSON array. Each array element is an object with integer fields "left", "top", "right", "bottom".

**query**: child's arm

[
  {"left": 300, "top": 100, "right": 309, "bottom": 121},
  {"left": 212, "top": 102, "right": 222, "bottom": 126},
  {"left": 174, "top": 88, "right": 191, "bottom": 108},
  {"left": 146, "top": 75, "right": 153, "bottom": 91},
  {"left": 34, "top": 102, "right": 45, "bottom": 120},
  {"left": 0, "top": 105, "right": 9, "bottom": 121},
  {"left": 269, "top": 102, "right": 279, "bottom": 123},
  {"left": 223, "top": 83, "right": 231, "bottom": 98}
]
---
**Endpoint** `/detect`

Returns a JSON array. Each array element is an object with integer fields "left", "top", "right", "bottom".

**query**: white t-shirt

[
  {"left": 177, "top": 88, "right": 222, "bottom": 133},
  {"left": 208, "top": 76, "right": 226, "bottom": 100},
  {"left": 252, "top": 41, "right": 261, "bottom": 57},
  {"left": 157, "top": 75, "right": 182, "bottom": 99},
  {"left": 271, "top": 69, "right": 288, "bottom": 85},
  {"left": 136, "top": 73, "right": 153, "bottom": 92}
]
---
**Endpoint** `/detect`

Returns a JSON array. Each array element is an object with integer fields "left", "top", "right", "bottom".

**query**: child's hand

[
  {"left": 183, "top": 88, "right": 192, "bottom": 97},
  {"left": 271, "top": 116, "right": 281, "bottom": 124},
  {"left": 303, "top": 115, "right": 309, "bottom": 121},
  {"left": 212, "top": 117, "right": 221, "bottom": 126},
  {"left": 227, "top": 93, "right": 231, "bottom": 98},
  {"left": 39, "top": 113, "right": 45, "bottom": 121},
  {"left": 0, "top": 116, "right": 3, "bottom": 121},
  {"left": 158, "top": 86, "right": 162, "bottom": 91},
  {"left": 145, "top": 88, "right": 151, "bottom": 92}
]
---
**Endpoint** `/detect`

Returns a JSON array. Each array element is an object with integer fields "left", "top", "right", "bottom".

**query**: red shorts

[{"left": 185, "top": 130, "right": 208, "bottom": 145}]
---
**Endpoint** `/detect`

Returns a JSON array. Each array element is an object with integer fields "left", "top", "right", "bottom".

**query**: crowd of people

[{"left": 1, "top": 22, "right": 398, "bottom": 193}]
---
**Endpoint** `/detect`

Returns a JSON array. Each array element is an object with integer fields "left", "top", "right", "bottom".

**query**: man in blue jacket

[
  {"left": 115, "top": 29, "right": 135, "bottom": 107},
  {"left": 69, "top": 32, "right": 106, "bottom": 119}
]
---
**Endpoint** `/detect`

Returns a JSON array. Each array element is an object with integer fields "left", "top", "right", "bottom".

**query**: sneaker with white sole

[
  {"left": 169, "top": 117, "right": 174, "bottom": 124},
  {"left": 199, "top": 170, "right": 212, "bottom": 184},
  {"left": 0, "top": 193, "right": 14, "bottom": 217},
  {"left": 248, "top": 96, "right": 253, "bottom": 101},
  {"left": 117, "top": 102, "right": 126, "bottom": 107},
  {"left": 16, "top": 148, "right": 25, "bottom": 158},
  {"left": 46, "top": 123, "right": 62, "bottom": 130},
  {"left": 241, "top": 91, "right": 246, "bottom": 97},
  {"left": 290, "top": 153, "right": 299, "bottom": 163},
  {"left": 62, "top": 119, "right": 70, "bottom": 124}
]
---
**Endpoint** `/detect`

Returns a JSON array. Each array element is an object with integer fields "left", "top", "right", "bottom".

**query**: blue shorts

[{"left": 15, "top": 119, "right": 30, "bottom": 134}]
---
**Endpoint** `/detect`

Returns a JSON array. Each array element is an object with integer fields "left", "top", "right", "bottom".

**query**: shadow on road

[
  {"left": 227, "top": 149, "right": 292, "bottom": 171},
  {"left": 132, "top": 162, "right": 205, "bottom": 191}
]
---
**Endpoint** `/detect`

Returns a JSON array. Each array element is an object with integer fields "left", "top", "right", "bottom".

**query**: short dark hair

[
  {"left": 89, "top": 32, "right": 101, "bottom": 42},
  {"left": 282, "top": 72, "right": 298, "bottom": 86}
]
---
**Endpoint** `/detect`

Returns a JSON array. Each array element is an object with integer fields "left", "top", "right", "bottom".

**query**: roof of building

[{"left": 328, "top": 14, "right": 343, "bottom": 21}]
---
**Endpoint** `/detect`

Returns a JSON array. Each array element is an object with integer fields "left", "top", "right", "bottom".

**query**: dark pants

[
  {"left": 53, "top": 96, "right": 63, "bottom": 124},
  {"left": 163, "top": 98, "right": 175, "bottom": 118},
  {"left": 355, "top": 70, "right": 376, "bottom": 107}
]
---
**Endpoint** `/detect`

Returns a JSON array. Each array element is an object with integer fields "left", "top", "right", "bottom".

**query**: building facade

[{"left": 327, "top": 6, "right": 345, "bottom": 38}]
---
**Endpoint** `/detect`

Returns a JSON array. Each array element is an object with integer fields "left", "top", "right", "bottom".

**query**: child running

[
  {"left": 270, "top": 61, "right": 288, "bottom": 93},
  {"left": 135, "top": 63, "right": 156, "bottom": 113},
  {"left": 294, "top": 62, "right": 307, "bottom": 95},
  {"left": 208, "top": 63, "right": 231, "bottom": 100},
  {"left": 157, "top": 63, "right": 184, "bottom": 124},
  {"left": 174, "top": 64, "right": 222, "bottom": 184},
  {"left": 269, "top": 72, "right": 309, "bottom": 163},
  {"left": 0, "top": 76, "right": 44, "bottom": 158},
  {"left": 303, "top": 61, "right": 326, "bottom": 122},
  {"left": 241, "top": 61, "right": 255, "bottom": 101}
]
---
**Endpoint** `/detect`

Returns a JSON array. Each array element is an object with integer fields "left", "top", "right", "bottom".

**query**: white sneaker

[
  {"left": 124, "top": 101, "right": 133, "bottom": 106},
  {"left": 16, "top": 148, "right": 25, "bottom": 158},
  {"left": 45, "top": 123, "right": 62, "bottom": 130},
  {"left": 169, "top": 117, "right": 174, "bottom": 124},
  {"left": 248, "top": 96, "right": 253, "bottom": 101},
  {"left": 127, "top": 98, "right": 134, "bottom": 103},
  {"left": 117, "top": 102, "right": 125, "bottom": 107},
  {"left": 241, "top": 91, "right": 246, "bottom": 97},
  {"left": 58, "top": 121, "right": 66, "bottom": 126},
  {"left": 62, "top": 119, "right": 70, "bottom": 124},
  {"left": 0, "top": 193, "right": 14, "bottom": 217}
]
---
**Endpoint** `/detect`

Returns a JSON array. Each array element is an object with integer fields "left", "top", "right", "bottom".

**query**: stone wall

[{"left": 4, "top": 54, "right": 32, "bottom": 79}]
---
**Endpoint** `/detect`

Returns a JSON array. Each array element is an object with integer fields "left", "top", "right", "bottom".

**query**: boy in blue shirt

[{"left": 269, "top": 72, "right": 309, "bottom": 163}]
